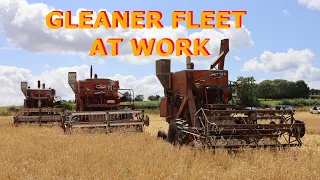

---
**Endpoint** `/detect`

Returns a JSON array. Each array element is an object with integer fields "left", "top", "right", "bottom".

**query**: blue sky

[{"left": 0, "top": 0, "right": 319, "bottom": 105}]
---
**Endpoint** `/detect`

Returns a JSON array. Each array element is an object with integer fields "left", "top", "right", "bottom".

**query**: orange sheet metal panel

[
  {"left": 160, "top": 97, "right": 168, "bottom": 117},
  {"left": 171, "top": 70, "right": 188, "bottom": 95},
  {"left": 171, "top": 70, "right": 229, "bottom": 101},
  {"left": 191, "top": 70, "right": 229, "bottom": 103},
  {"left": 76, "top": 79, "right": 121, "bottom": 108}
]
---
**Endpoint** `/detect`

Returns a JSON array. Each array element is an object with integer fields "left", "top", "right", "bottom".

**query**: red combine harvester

[
  {"left": 13, "top": 80, "right": 65, "bottom": 126},
  {"left": 156, "top": 39, "right": 305, "bottom": 149},
  {"left": 62, "top": 66, "right": 149, "bottom": 134}
]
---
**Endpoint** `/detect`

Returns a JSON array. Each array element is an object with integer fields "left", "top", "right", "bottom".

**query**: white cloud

[
  {"left": 0, "top": 65, "right": 32, "bottom": 106},
  {"left": 256, "top": 78, "right": 266, "bottom": 84},
  {"left": 298, "top": 0, "right": 320, "bottom": 10},
  {"left": 284, "top": 64, "right": 320, "bottom": 82},
  {"left": 33, "top": 65, "right": 91, "bottom": 100},
  {"left": 242, "top": 48, "right": 315, "bottom": 72},
  {"left": 283, "top": 64, "right": 320, "bottom": 90},
  {"left": 242, "top": 48, "right": 320, "bottom": 88},
  {"left": 0, "top": 0, "right": 254, "bottom": 65},
  {"left": 234, "top": 56, "right": 241, "bottom": 61},
  {"left": 283, "top": 9, "right": 289, "bottom": 16},
  {"left": 0, "top": 46, "right": 15, "bottom": 50},
  {"left": 107, "top": 74, "right": 163, "bottom": 99},
  {"left": 0, "top": 65, "right": 90, "bottom": 106},
  {"left": 308, "top": 81, "right": 320, "bottom": 89},
  {"left": 0, "top": 65, "right": 163, "bottom": 106}
]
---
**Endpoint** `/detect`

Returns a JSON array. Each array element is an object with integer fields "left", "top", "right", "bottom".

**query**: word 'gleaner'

[{"left": 46, "top": 10, "right": 247, "bottom": 29}]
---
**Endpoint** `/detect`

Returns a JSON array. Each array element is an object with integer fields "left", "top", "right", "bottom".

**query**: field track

[{"left": 0, "top": 112, "right": 319, "bottom": 179}]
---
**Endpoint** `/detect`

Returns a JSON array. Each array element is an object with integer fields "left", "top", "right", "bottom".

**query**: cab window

[{"left": 107, "top": 86, "right": 113, "bottom": 90}]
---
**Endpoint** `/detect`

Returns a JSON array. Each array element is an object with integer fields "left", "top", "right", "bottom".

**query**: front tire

[
  {"left": 292, "top": 120, "right": 305, "bottom": 138},
  {"left": 167, "top": 119, "right": 190, "bottom": 144},
  {"left": 167, "top": 120, "right": 179, "bottom": 143}
]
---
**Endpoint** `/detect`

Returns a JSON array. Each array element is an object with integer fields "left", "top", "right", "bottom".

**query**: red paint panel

[{"left": 160, "top": 97, "right": 168, "bottom": 117}]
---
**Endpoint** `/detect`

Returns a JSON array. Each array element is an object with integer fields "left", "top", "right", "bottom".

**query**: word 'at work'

[
  {"left": 46, "top": 10, "right": 247, "bottom": 29},
  {"left": 89, "top": 38, "right": 210, "bottom": 56}
]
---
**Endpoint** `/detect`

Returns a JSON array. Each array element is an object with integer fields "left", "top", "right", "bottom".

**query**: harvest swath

[{"left": 0, "top": 112, "right": 319, "bottom": 179}]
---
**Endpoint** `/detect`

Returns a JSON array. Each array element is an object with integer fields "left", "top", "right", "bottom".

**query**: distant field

[
  {"left": 68, "top": 99, "right": 320, "bottom": 111},
  {"left": 1, "top": 98, "right": 315, "bottom": 116},
  {"left": 0, "top": 112, "right": 319, "bottom": 179},
  {"left": 259, "top": 99, "right": 281, "bottom": 106},
  {"left": 0, "top": 101, "right": 161, "bottom": 113},
  {"left": 0, "top": 107, "right": 20, "bottom": 116},
  {"left": 121, "top": 100, "right": 160, "bottom": 109}
]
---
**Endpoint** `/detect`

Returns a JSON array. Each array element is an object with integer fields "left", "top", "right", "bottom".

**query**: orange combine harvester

[
  {"left": 13, "top": 80, "right": 65, "bottom": 126},
  {"left": 156, "top": 39, "right": 306, "bottom": 149},
  {"left": 62, "top": 66, "right": 149, "bottom": 134}
]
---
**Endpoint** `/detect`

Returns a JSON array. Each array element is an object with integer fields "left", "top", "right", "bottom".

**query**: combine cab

[
  {"left": 62, "top": 66, "right": 149, "bottom": 134},
  {"left": 156, "top": 39, "right": 306, "bottom": 149},
  {"left": 13, "top": 81, "right": 65, "bottom": 126}
]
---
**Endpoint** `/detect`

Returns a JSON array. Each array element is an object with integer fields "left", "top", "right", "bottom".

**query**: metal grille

[
  {"left": 46, "top": 90, "right": 52, "bottom": 96},
  {"left": 68, "top": 72, "right": 77, "bottom": 93},
  {"left": 21, "top": 82, "right": 28, "bottom": 97}
]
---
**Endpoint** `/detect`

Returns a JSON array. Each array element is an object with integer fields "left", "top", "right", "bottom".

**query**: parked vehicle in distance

[
  {"left": 264, "top": 107, "right": 275, "bottom": 110},
  {"left": 310, "top": 106, "right": 320, "bottom": 114},
  {"left": 246, "top": 107, "right": 257, "bottom": 110},
  {"left": 275, "top": 105, "right": 294, "bottom": 111}
]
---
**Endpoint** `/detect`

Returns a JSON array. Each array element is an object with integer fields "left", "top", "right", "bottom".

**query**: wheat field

[{"left": 0, "top": 112, "right": 319, "bottom": 179}]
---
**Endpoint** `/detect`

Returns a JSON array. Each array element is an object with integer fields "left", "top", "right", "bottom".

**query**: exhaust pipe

[
  {"left": 42, "top": 83, "right": 45, "bottom": 89},
  {"left": 90, "top": 65, "right": 93, "bottom": 79},
  {"left": 38, "top": 80, "right": 40, "bottom": 89},
  {"left": 186, "top": 56, "right": 194, "bottom": 70}
]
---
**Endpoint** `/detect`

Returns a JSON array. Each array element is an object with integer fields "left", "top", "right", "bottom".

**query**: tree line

[
  {"left": 310, "top": 89, "right": 320, "bottom": 95},
  {"left": 235, "top": 76, "right": 313, "bottom": 107},
  {"left": 122, "top": 91, "right": 161, "bottom": 102},
  {"left": 257, "top": 79, "right": 310, "bottom": 100},
  {"left": 121, "top": 77, "right": 313, "bottom": 106},
  {"left": 62, "top": 78, "right": 316, "bottom": 108}
]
